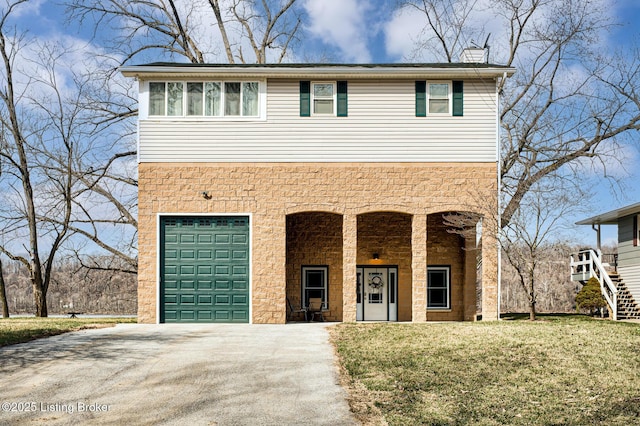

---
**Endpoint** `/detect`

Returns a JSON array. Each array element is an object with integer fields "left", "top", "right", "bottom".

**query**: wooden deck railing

[{"left": 570, "top": 249, "right": 618, "bottom": 320}]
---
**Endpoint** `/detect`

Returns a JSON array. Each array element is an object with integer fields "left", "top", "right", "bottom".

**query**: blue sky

[{"left": 9, "top": 0, "right": 640, "bottom": 246}]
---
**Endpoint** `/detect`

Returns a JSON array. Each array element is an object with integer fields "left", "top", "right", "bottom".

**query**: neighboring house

[
  {"left": 571, "top": 202, "right": 640, "bottom": 320},
  {"left": 121, "top": 54, "right": 515, "bottom": 324}
]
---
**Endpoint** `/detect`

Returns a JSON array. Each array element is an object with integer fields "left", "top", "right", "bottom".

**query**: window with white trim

[
  {"left": 312, "top": 82, "right": 335, "bottom": 115},
  {"left": 428, "top": 82, "right": 451, "bottom": 114},
  {"left": 148, "top": 81, "right": 261, "bottom": 118},
  {"left": 415, "top": 80, "right": 463, "bottom": 117},
  {"left": 427, "top": 266, "right": 450, "bottom": 309},
  {"left": 302, "top": 266, "right": 328, "bottom": 309},
  {"left": 634, "top": 214, "right": 639, "bottom": 247}
]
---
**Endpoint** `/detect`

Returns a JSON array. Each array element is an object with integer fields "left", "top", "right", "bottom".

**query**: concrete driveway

[{"left": 0, "top": 323, "right": 358, "bottom": 425}]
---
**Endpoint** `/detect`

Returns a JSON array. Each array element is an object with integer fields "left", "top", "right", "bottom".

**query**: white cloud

[
  {"left": 302, "top": 0, "right": 372, "bottom": 62},
  {"left": 383, "top": 6, "right": 424, "bottom": 61},
  {"left": 7, "top": 0, "right": 46, "bottom": 18},
  {"left": 384, "top": 0, "right": 618, "bottom": 64}
]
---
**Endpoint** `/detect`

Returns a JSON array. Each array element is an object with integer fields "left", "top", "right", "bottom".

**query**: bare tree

[
  {"left": 0, "top": 258, "right": 8, "bottom": 317},
  {"left": 500, "top": 242, "right": 579, "bottom": 314},
  {"left": 501, "top": 184, "right": 585, "bottom": 320},
  {"left": 0, "top": 1, "right": 127, "bottom": 315},
  {"left": 67, "top": 0, "right": 303, "bottom": 64},
  {"left": 400, "top": 0, "right": 640, "bottom": 229},
  {"left": 401, "top": 0, "right": 485, "bottom": 63}
]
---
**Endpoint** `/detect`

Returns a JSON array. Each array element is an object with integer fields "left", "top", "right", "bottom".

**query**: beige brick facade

[{"left": 138, "top": 162, "right": 499, "bottom": 324}]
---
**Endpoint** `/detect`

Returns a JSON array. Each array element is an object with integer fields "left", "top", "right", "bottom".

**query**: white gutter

[{"left": 121, "top": 64, "right": 516, "bottom": 80}]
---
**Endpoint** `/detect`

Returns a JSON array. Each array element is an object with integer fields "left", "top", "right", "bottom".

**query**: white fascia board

[
  {"left": 576, "top": 202, "right": 640, "bottom": 225},
  {"left": 121, "top": 65, "right": 516, "bottom": 80}
]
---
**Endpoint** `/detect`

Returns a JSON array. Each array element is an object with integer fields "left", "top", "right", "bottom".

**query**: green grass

[
  {"left": 331, "top": 315, "right": 640, "bottom": 426},
  {"left": 0, "top": 317, "right": 137, "bottom": 347}
]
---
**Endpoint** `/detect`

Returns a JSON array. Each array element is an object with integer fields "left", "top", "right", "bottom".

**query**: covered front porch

[{"left": 285, "top": 210, "right": 486, "bottom": 322}]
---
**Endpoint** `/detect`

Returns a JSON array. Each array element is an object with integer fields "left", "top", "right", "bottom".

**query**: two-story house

[{"left": 122, "top": 58, "right": 515, "bottom": 324}]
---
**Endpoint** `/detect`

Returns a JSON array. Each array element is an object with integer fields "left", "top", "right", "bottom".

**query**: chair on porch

[
  {"left": 307, "top": 298, "right": 324, "bottom": 322},
  {"left": 287, "top": 297, "right": 308, "bottom": 322}
]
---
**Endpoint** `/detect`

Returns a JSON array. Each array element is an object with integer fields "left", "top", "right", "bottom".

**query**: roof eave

[
  {"left": 575, "top": 202, "right": 640, "bottom": 225},
  {"left": 120, "top": 64, "right": 516, "bottom": 80}
]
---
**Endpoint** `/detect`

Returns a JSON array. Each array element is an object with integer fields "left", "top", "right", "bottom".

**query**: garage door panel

[
  {"left": 232, "top": 234, "right": 248, "bottom": 244},
  {"left": 180, "top": 250, "right": 195, "bottom": 260},
  {"left": 197, "top": 265, "right": 212, "bottom": 275},
  {"left": 179, "top": 310, "right": 195, "bottom": 320},
  {"left": 197, "top": 250, "right": 212, "bottom": 260},
  {"left": 232, "top": 280, "right": 248, "bottom": 290},
  {"left": 232, "top": 265, "right": 247, "bottom": 275},
  {"left": 215, "top": 265, "right": 230, "bottom": 275},
  {"left": 232, "top": 250, "right": 247, "bottom": 260},
  {"left": 180, "top": 234, "right": 196, "bottom": 243},
  {"left": 215, "top": 249, "right": 230, "bottom": 259},
  {"left": 232, "top": 311, "right": 248, "bottom": 320},
  {"left": 164, "top": 280, "right": 178, "bottom": 290},
  {"left": 179, "top": 280, "right": 195, "bottom": 289},
  {"left": 197, "top": 311, "right": 212, "bottom": 320},
  {"left": 198, "top": 295, "right": 213, "bottom": 305},
  {"left": 215, "top": 234, "right": 230, "bottom": 244},
  {"left": 215, "top": 294, "right": 230, "bottom": 305},
  {"left": 164, "top": 249, "right": 178, "bottom": 259},
  {"left": 197, "top": 280, "right": 213, "bottom": 290},
  {"left": 180, "top": 294, "right": 195, "bottom": 304},
  {"left": 232, "top": 294, "right": 247, "bottom": 304},
  {"left": 214, "top": 280, "right": 230, "bottom": 290},
  {"left": 198, "top": 234, "right": 213, "bottom": 244},
  {"left": 215, "top": 311, "right": 230, "bottom": 320},
  {"left": 164, "top": 311, "right": 178, "bottom": 320},
  {"left": 161, "top": 216, "right": 249, "bottom": 323}
]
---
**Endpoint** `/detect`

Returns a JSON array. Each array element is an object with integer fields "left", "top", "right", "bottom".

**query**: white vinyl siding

[
  {"left": 618, "top": 265, "right": 640, "bottom": 308},
  {"left": 138, "top": 79, "right": 498, "bottom": 163}
]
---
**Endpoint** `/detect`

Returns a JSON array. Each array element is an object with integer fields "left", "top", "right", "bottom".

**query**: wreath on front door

[{"left": 369, "top": 275, "right": 383, "bottom": 290}]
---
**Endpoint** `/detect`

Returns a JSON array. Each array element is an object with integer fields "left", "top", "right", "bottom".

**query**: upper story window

[
  {"left": 148, "top": 81, "right": 262, "bottom": 118},
  {"left": 415, "top": 80, "right": 463, "bottom": 117},
  {"left": 300, "top": 80, "right": 348, "bottom": 117},
  {"left": 428, "top": 83, "right": 450, "bottom": 114},
  {"left": 312, "top": 82, "right": 335, "bottom": 115}
]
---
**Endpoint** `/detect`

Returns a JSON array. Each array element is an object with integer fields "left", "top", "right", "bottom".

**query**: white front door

[
  {"left": 364, "top": 269, "right": 387, "bottom": 320},
  {"left": 356, "top": 267, "right": 397, "bottom": 321}
]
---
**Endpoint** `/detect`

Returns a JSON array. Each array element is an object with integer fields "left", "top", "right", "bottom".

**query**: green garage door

[{"left": 160, "top": 216, "right": 249, "bottom": 323}]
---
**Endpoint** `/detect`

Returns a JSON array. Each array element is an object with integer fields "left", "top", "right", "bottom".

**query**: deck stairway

[
  {"left": 569, "top": 249, "right": 640, "bottom": 320},
  {"left": 612, "top": 274, "right": 640, "bottom": 320}
]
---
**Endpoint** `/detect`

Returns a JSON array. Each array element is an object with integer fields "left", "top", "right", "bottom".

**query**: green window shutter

[
  {"left": 300, "top": 81, "right": 310, "bottom": 117},
  {"left": 452, "top": 80, "right": 463, "bottom": 116},
  {"left": 415, "top": 81, "right": 426, "bottom": 117},
  {"left": 337, "top": 81, "right": 348, "bottom": 117}
]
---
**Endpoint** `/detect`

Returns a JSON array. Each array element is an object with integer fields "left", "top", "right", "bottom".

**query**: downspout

[{"left": 496, "top": 72, "right": 506, "bottom": 321}]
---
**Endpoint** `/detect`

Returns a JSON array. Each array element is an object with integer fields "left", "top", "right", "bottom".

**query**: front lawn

[
  {"left": 0, "top": 317, "right": 136, "bottom": 347},
  {"left": 331, "top": 315, "right": 640, "bottom": 425}
]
